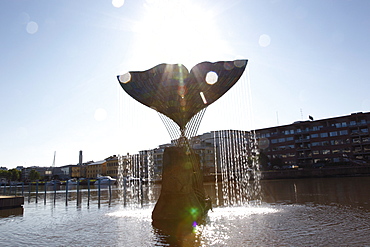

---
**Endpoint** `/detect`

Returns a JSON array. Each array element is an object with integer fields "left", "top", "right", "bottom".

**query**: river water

[{"left": 1, "top": 176, "right": 369, "bottom": 246}]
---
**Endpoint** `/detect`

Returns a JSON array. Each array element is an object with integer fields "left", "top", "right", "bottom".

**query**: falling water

[
  {"left": 204, "top": 66, "right": 261, "bottom": 207},
  {"left": 214, "top": 129, "right": 261, "bottom": 207},
  {"left": 117, "top": 151, "right": 157, "bottom": 207}
]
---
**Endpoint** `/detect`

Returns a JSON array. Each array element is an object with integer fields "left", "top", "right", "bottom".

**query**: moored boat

[{"left": 94, "top": 176, "right": 116, "bottom": 185}]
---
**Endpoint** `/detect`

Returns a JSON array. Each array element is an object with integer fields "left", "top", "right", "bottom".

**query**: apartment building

[
  {"left": 85, "top": 160, "right": 106, "bottom": 178},
  {"left": 106, "top": 155, "right": 119, "bottom": 177},
  {"left": 255, "top": 112, "right": 370, "bottom": 168}
]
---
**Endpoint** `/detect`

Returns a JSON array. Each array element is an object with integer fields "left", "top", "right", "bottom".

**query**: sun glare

[{"left": 131, "top": 0, "right": 231, "bottom": 69}]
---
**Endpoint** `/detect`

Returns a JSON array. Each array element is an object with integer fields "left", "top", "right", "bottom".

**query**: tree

[
  {"left": 9, "top": 169, "right": 21, "bottom": 181},
  {"left": 0, "top": 170, "right": 11, "bottom": 183},
  {"left": 29, "top": 169, "right": 40, "bottom": 181}
]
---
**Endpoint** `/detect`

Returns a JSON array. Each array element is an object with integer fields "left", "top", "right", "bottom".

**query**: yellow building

[
  {"left": 71, "top": 166, "right": 82, "bottom": 178},
  {"left": 106, "top": 155, "right": 119, "bottom": 178},
  {"left": 85, "top": 160, "right": 106, "bottom": 179}
]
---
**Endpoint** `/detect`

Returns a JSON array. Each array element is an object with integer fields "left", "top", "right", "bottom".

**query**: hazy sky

[{"left": 1, "top": 0, "right": 370, "bottom": 169}]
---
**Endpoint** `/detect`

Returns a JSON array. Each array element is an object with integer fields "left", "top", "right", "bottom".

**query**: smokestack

[{"left": 79, "top": 150, "right": 83, "bottom": 165}]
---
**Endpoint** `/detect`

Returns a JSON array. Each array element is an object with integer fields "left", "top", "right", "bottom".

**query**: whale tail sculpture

[{"left": 117, "top": 60, "right": 248, "bottom": 229}]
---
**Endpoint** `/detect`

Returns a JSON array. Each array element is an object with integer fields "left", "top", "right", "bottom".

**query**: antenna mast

[{"left": 52, "top": 151, "right": 56, "bottom": 167}]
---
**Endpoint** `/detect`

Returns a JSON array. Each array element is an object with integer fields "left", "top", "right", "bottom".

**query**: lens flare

[
  {"left": 259, "top": 34, "right": 271, "bottom": 47},
  {"left": 200, "top": 92, "right": 207, "bottom": 104},
  {"left": 112, "top": 0, "right": 124, "bottom": 8},
  {"left": 205, "top": 71, "right": 218, "bottom": 85},
  {"left": 119, "top": 72, "right": 131, "bottom": 84},
  {"left": 26, "top": 21, "right": 38, "bottom": 34}
]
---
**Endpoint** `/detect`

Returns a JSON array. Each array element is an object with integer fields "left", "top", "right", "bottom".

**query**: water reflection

[
  {"left": 0, "top": 207, "right": 23, "bottom": 218},
  {"left": 261, "top": 176, "right": 370, "bottom": 211},
  {"left": 0, "top": 177, "right": 369, "bottom": 246}
]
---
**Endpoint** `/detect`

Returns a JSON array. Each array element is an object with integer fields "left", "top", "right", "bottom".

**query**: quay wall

[
  {"left": 0, "top": 196, "right": 24, "bottom": 209},
  {"left": 204, "top": 165, "right": 370, "bottom": 182},
  {"left": 261, "top": 165, "right": 370, "bottom": 180}
]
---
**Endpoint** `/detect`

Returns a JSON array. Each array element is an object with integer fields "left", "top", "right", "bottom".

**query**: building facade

[
  {"left": 106, "top": 155, "right": 119, "bottom": 177},
  {"left": 85, "top": 160, "right": 106, "bottom": 178},
  {"left": 256, "top": 112, "right": 370, "bottom": 168}
]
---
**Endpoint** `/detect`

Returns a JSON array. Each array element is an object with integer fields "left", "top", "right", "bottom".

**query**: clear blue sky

[{"left": 1, "top": 0, "right": 369, "bottom": 169}]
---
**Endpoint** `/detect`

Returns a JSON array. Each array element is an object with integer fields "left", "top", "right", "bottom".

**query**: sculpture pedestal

[{"left": 152, "top": 146, "right": 210, "bottom": 230}]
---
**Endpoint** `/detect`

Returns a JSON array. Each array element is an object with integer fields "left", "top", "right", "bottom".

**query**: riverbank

[
  {"left": 203, "top": 165, "right": 370, "bottom": 181},
  {"left": 261, "top": 165, "right": 370, "bottom": 180}
]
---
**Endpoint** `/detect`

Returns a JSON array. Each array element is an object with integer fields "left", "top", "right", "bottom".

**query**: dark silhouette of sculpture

[{"left": 117, "top": 60, "right": 247, "bottom": 230}]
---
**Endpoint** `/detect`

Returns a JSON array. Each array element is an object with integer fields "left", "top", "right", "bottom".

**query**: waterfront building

[
  {"left": 106, "top": 155, "right": 119, "bottom": 177},
  {"left": 189, "top": 130, "right": 256, "bottom": 176},
  {"left": 71, "top": 164, "right": 83, "bottom": 178},
  {"left": 255, "top": 112, "right": 370, "bottom": 169},
  {"left": 52, "top": 165, "right": 75, "bottom": 180},
  {"left": 190, "top": 133, "right": 217, "bottom": 176},
  {"left": 71, "top": 161, "right": 93, "bottom": 178},
  {"left": 21, "top": 166, "right": 53, "bottom": 181},
  {"left": 85, "top": 160, "right": 106, "bottom": 178}
]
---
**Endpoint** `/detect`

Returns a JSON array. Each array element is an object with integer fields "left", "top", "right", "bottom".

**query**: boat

[
  {"left": 46, "top": 180, "right": 61, "bottom": 186},
  {"left": 66, "top": 178, "right": 78, "bottom": 185},
  {"left": 94, "top": 176, "right": 116, "bottom": 185}
]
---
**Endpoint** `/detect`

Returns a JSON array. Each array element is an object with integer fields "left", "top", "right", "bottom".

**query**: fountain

[{"left": 117, "top": 60, "right": 248, "bottom": 230}]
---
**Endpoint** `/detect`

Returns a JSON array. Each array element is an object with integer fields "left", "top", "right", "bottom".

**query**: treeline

[
  {"left": 0, "top": 169, "right": 42, "bottom": 183},
  {"left": 0, "top": 169, "right": 21, "bottom": 182}
]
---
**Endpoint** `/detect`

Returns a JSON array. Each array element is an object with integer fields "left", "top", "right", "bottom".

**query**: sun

[{"left": 131, "top": 0, "right": 231, "bottom": 70}]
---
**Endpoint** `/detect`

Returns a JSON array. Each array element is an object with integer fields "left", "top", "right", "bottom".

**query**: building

[
  {"left": 85, "top": 160, "right": 106, "bottom": 178},
  {"left": 71, "top": 161, "right": 93, "bottom": 178},
  {"left": 21, "top": 166, "right": 53, "bottom": 181},
  {"left": 256, "top": 112, "right": 370, "bottom": 169},
  {"left": 52, "top": 165, "right": 75, "bottom": 180},
  {"left": 106, "top": 155, "right": 119, "bottom": 177}
]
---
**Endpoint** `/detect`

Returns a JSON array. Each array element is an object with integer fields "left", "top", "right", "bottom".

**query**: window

[
  {"left": 311, "top": 133, "right": 319, "bottom": 138},
  {"left": 351, "top": 129, "right": 359, "bottom": 134},
  {"left": 322, "top": 141, "right": 330, "bottom": 146},
  {"left": 271, "top": 139, "right": 278, "bottom": 144},
  {"left": 354, "top": 147, "right": 362, "bottom": 153},
  {"left": 286, "top": 137, "right": 294, "bottom": 141},
  {"left": 339, "top": 130, "right": 348, "bottom": 135},
  {"left": 278, "top": 138, "right": 285, "bottom": 143},
  {"left": 362, "top": 137, "right": 370, "bottom": 143},
  {"left": 320, "top": 132, "right": 328, "bottom": 138},
  {"left": 312, "top": 142, "right": 321, "bottom": 147},
  {"left": 352, "top": 138, "right": 360, "bottom": 144},
  {"left": 335, "top": 123, "right": 341, "bottom": 128},
  {"left": 350, "top": 121, "right": 356, "bottom": 126},
  {"left": 360, "top": 128, "right": 368, "bottom": 133},
  {"left": 330, "top": 131, "right": 338, "bottom": 137},
  {"left": 322, "top": 150, "right": 331, "bottom": 155},
  {"left": 341, "top": 122, "right": 347, "bottom": 127},
  {"left": 313, "top": 150, "right": 319, "bottom": 155}
]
